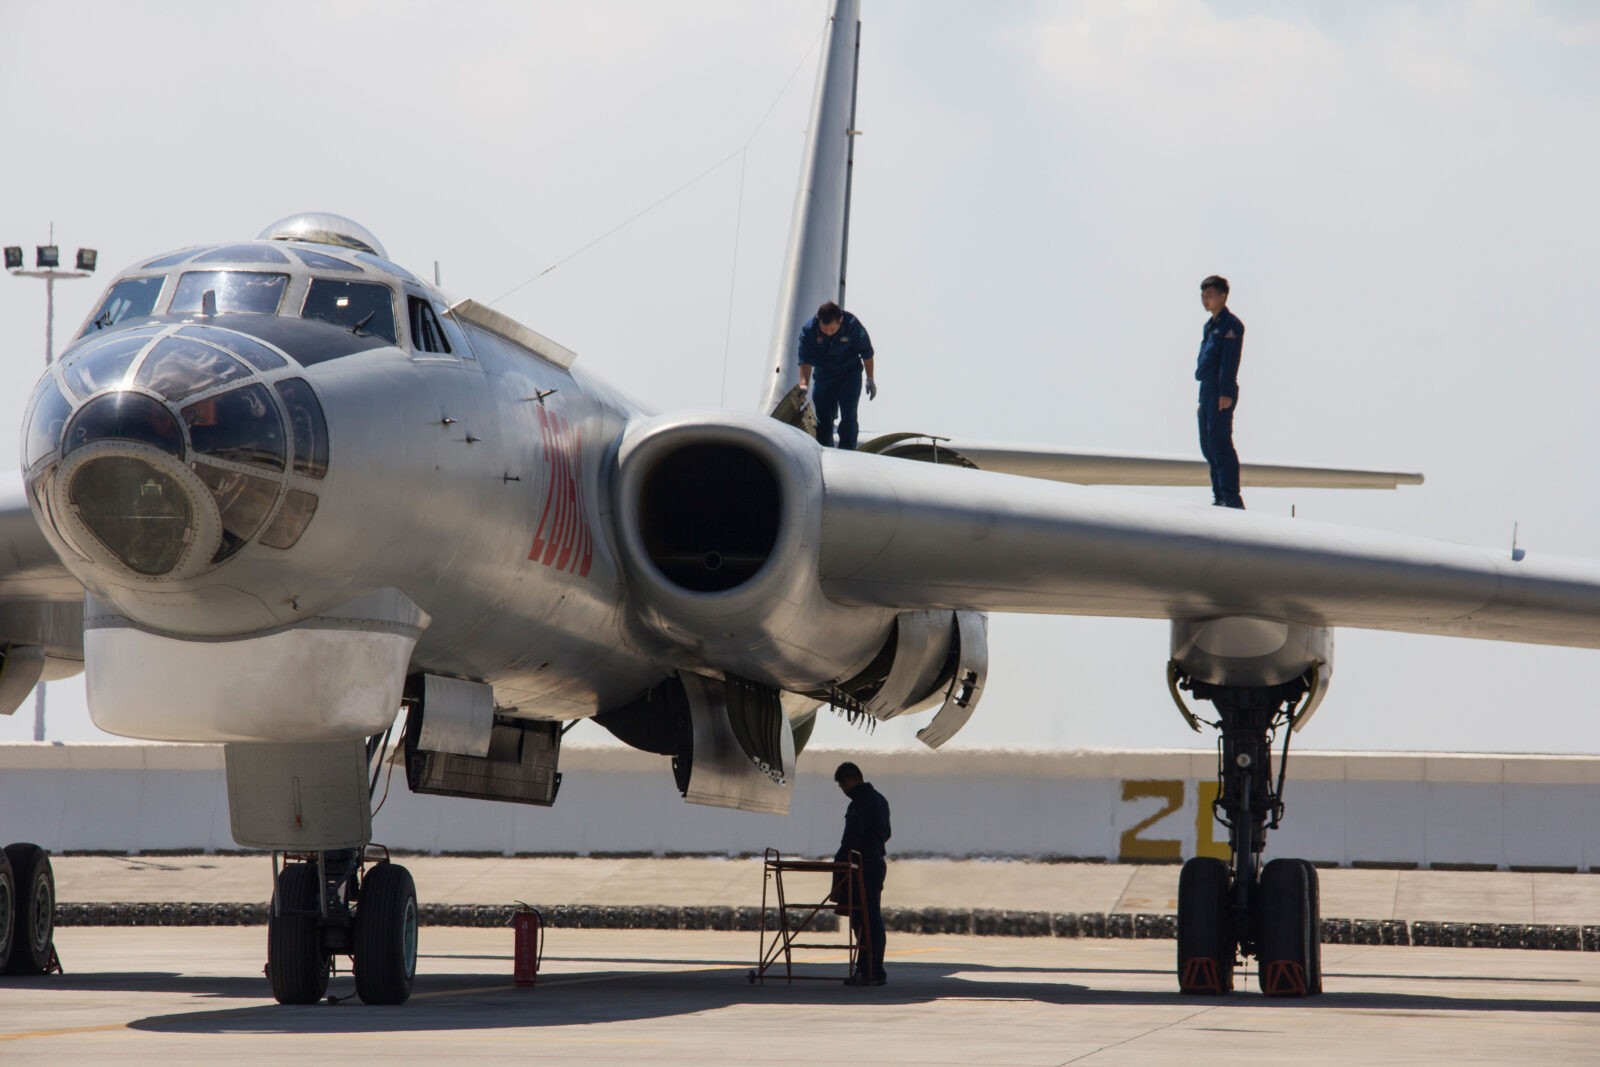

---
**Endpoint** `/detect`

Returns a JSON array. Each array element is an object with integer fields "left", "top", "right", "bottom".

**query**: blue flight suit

[
  {"left": 835, "top": 779, "right": 891, "bottom": 983},
  {"left": 1195, "top": 306, "right": 1245, "bottom": 508},
  {"left": 798, "top": 312, "right": 874, "bottom": 449}
]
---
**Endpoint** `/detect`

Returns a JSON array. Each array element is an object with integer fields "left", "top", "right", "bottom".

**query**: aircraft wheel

[
  {"left": 1176, "top": 855, "right": 1233, "bottom": 994},
  {"left": 1258, "top": 857, "right": 1321, "bottom": 997},
  {"left": 3, "top": 844, "right": 54, "bottom": 975},
  {"left": 1297, "top": 859, "right": 1323, "bottom": 994},
  {"left": 268, "top": 862, "right": 330, "bottom": 1004},
  {"left": 0, "top": 849, "right": 15, "bottom": 974},
  {"left": 353, "top": 862, "right": 417, "bottom": 1005}
]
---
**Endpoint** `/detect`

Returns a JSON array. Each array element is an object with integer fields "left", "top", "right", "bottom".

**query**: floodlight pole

[{"left": 5, "top": 222, "right": 96, "bottom": 740}]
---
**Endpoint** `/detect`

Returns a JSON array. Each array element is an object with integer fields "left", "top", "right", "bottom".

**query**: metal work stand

[{"left": 749, "top": 848, "right": 867, "bottom": 984}]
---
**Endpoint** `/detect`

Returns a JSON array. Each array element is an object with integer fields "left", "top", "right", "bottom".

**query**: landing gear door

[
  {"left": 679, "top": 673, "right": 795, "bottom": 816},
  {"left": 224, "top": 739, "right": 372, "bottom": 850}
]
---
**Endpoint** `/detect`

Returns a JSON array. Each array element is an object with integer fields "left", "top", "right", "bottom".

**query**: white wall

[{"left": 1, "top": 744, "right": 1596, "bottom": 870}]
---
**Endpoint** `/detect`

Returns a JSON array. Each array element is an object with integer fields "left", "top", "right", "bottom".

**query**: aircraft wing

[
  {"left": 858, "top": 433, "right": 1423, "bottom": 490},
  {"left": 0, "top": 473, "right": 87, "bottom": 709},
  {"left": 816, "top": 448, "right": 1600, "bottom": 649}
]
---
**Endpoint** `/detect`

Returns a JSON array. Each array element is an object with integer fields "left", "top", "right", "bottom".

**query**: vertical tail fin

[{"left": 759, "top": 0, "right": 862, "bottom": 419}]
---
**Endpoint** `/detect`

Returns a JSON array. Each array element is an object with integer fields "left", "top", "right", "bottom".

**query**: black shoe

[
  {"left": 844, "top": 973, "right": 871, "bottom": 986},
  {"left": 872, "top": 974, "right": 887, "bottom": 986}
]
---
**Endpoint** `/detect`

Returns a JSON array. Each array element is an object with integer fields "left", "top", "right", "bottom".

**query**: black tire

[
  {"left": 0, "top": 850, "right": 15, "bottom": 974},
  {"left": 353, "top": 862, "right": 417, "bottom": 1005},
  {"left": 268, "top": 862, "right": 330, "bottom": 1005},
  {"left": 1259, "top": 857, "right": 1320, "bottom": 997},
  {"left": 1176, "top": 856, "right": 1233, "bottom": 994},
  {"left": 3, "top": 844, "right": 54, "bottom": 976},
  {"left": 1299, "top": 859, "right": 1323, "bottom": 995}
]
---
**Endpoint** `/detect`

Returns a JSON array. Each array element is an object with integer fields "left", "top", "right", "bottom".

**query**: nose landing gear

[
  {"left": 266, "top": 846, "right": 418, "bottom": 1005},
  {"left": 1173, "top": 674, "right": 1323, "bottom": 998}
]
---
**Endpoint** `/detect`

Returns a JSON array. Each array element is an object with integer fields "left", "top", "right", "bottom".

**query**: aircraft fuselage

[{"left": 21, "top": 219, "right": 678, "bottom": 739}]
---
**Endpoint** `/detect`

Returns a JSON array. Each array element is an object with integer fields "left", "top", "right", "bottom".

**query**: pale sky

[{"left": 2, "top": 1, "right": 1598, "bottom": 754}]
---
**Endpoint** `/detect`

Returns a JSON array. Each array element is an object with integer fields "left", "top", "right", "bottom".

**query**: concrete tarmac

[
  {"left": 1, "top": 926, "right": 1596, "bottom": 1065},
  {"left": 19, "top": 856, "right": 1599, "bottom": 1062}
]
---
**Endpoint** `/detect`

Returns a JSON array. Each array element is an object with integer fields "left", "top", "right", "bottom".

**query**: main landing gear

[
  {"left": 0, "top": 842, "right": 60, "bottom": 977},
  {"left": 1174, "top": 675, "right": 1322, "bottom": 998},
  {"left": 267, "top": 846, "right": 418, "bottom": 1005}
]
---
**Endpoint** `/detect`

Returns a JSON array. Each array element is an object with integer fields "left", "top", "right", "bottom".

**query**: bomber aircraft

[{"left": 0, "top": 0, "right": 1595, "bottom": 1004}]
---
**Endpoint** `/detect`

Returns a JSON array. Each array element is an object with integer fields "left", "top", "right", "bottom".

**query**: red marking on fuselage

[{"left": 528, "top": 407, "right": 593, "bottom": 578}]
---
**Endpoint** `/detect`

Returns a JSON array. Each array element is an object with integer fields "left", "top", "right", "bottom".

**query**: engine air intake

[{"left": 638, "top": 442, "right": 781, "bottom": 592}]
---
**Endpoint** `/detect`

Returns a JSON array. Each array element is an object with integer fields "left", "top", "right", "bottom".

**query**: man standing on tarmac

[
  {"left": 1195, "top": 275, "right": 1246, "bottom": 509},
  {"left": 798, "top": 301, "right": 876, "bottom": 449},
  {"left": 834, "top": 761, "right": 891, "bottom": 986}
]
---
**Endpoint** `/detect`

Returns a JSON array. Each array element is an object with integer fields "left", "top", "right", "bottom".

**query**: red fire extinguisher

[{"left": 511, "top": 903, "right": 544, "bottom": 986}]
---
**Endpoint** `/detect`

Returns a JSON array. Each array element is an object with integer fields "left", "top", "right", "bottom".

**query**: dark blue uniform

[
  {"left": 1195, "top": 307, "right": 1245, "bottom": 508},
  {"left": 798, "top": 312, "right": 874, "bottom": 449},
  {"left": 835, "top": 779, "right": 890, "bottom": 983}
]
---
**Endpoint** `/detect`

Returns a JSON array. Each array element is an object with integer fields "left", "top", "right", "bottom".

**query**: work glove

[{"left": 865, "top": 378, "right": 877, "bottom": 401}]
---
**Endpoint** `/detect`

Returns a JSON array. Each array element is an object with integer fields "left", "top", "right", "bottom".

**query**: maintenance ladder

[{"left": 749, "top": 848, "right": 870, "bottom": 984}]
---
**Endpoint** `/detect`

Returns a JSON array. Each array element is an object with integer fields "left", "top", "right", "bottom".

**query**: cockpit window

[
  {"left": 60, "top": 328, "right": 159, "bottom": 398},
  {"left": 78, "top": 277, "right": 165, "bottom": 338},
  {"left": 177, "top": 325, "right": 289, "bottom": 371},
  {"left": 289, "top": 247, "right": 363, "bottom": 272},
  {"left": 192, "top": 464, "right": 280, "bottom": 564},
  {"left": 133, "top": 335, "right": 252, "bottom": 400},
  {"left": 182, "top": 383, "right": 287, "bottom": 471},
  {"left": 301, "top": 279, "right": 397, "bottom": 344},
  {"left": 408, "top": 296, "right": 452, "bottom": 354},
  {"left": 260, "top": 489, "right": 319, "bottom": 550},
  {"left": 274, "top": 378, "right": 329, "bottom": 479},
  {"left": 193, "top": 244, "right": 290, "bottom": 264},
  {"left": 23, "top": 376, "right": 73, "bottom": 468},
  {"left": 172, "top": 271, "right": 288, "bottom": 316},
  {"left": 354, "top": 252, "right": 419, "bottom": 283},
  {"left": 141, "top": 248, "right": 203, "bottom": 269},
  {"left": 63, "top": 392, "right": 185, "bottom": 459}
]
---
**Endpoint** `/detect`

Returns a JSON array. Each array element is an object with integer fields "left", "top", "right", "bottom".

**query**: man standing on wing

[{"left": 1195, "top": 274, "right": 1246, "bottom": 509}]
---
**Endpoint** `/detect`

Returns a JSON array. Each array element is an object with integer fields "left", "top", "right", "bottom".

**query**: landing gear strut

[{"left": 1174, "top": 674, "right": 1322, "bottom": 997}]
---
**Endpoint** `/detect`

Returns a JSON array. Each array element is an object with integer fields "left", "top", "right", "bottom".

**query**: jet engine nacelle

[{"left": 613, "top": 411, "right": 897, "bottom": 690}]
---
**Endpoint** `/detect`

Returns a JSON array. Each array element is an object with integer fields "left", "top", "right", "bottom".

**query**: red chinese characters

[{"left": 528, "top": 407, "right": 593, "bottom": 578}]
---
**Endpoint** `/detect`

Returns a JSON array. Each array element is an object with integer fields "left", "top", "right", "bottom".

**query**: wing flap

[
  {"left": 816, "top": 450, "right": 1600, "bottom": 649},
  {"left": 859, "top": 434, "right": 1422, "bottom": 490}
]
